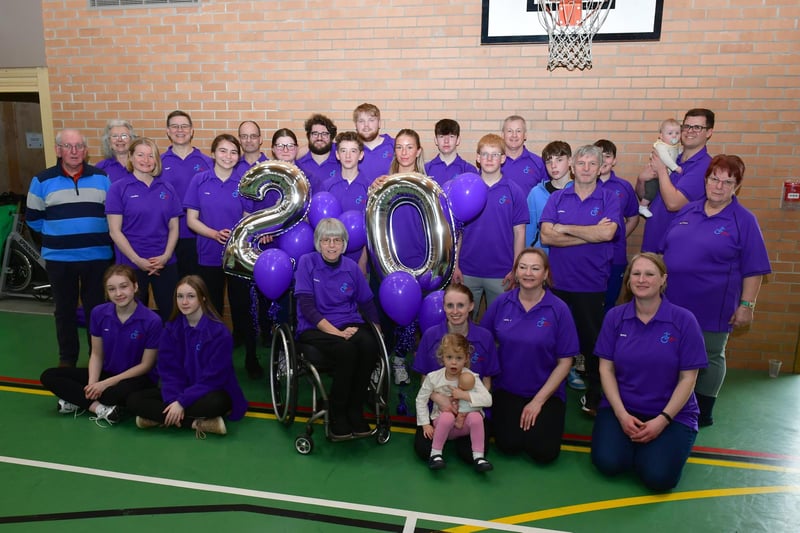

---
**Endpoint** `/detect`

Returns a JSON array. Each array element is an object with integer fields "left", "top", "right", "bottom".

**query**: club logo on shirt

[
  {"left": 590, "top": 206, "right": 600, "bottom": 217},
  {"left": 498, "top": 195, "right": 509, "bottom": 205},
  {"left": 159, "top": 191, "right": 170, "bottom": 200},
  {"left": 329, "top": 170, "right": 337, "bottom": 178},
  {"left": 130, "top": 329, "right": 141, "bottom": 339},
  {"left": 231, "top": 190, "right": 239, "bottom": 198},
  {"left": 660, "top": 331, "right": 676, "bottom": 344},
  {"left": 471, "top": 351, "right": 485, "bottom": 366},
  {"left": 355, "top": 195, "right": 365, "bottom": 205},
  {"left": 382, "top": 150, "right": 391, "bottom": 159},
  {"left": 536, "top": 317, "right": 551, "bottom": 328},
  {"left": 196, "top": 343, "right": 202, "bottom": 351},
  {"left": 713, "top": 225, "right": 730, "bottom": 236},
  {"left": 193, "top": 164, "right": 202, "bottom": 172},
  {"left": 523, "top": 166, "right": 531, "bottom": 174},
  {"left": 340, "top": 282, "right": 353, "bottom": 294}
]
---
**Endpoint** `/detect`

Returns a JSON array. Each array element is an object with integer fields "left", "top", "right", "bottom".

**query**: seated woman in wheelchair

[{"left": 294, "top": 217, "right": 381, "bottom": 439}]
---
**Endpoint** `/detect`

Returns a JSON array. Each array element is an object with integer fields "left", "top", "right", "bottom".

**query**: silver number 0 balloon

[
  {"left": 366, "top": 172, "right": 456, "bottom": 290},
  {"left": 223, "top": 161, "right": 310, "bottom": 279}
]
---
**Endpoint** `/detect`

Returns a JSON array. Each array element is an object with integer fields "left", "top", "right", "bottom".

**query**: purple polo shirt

[
  {"left": 183, "top": 169, "right": 245, "bottom": 267},
  {"left": 424, "top": 154, "right": 479, "bottom": 187},
  {"left": 105, "top": 174, "right": 183, "bottom": 267},
  {"left": 600, "top": 172, "right": 639, "bottom": 266},
  {"left": 96, "top": 158, "right": 130, "bottom": 184},
  {"left": 459, "top": 175, "right": 529, "bottom": 278},
  {"left": 296, "top": 150, "right": 339, "bottom": 194},
  {"left": 234, "top": 153, "right": 269, "bottom": 176},
  {"left": 413, "top": 322, "right": 500, "bottom": 378},
  {"left": 322, "top": 173, "right": 371, "bottom": 264},
  {"left": 540, "top": 185, "right": 621, "bottom": 293},
  {"left": 89, "top": 301, "right": 161, "bottom": 383},
  {"left": 661, "top": 197, "right": 771, "bottom": 333},
  {"left": 595, "top": 297, "right": 707, "bottom": 431},
  {"left": 501, "top": 146, "right": 547, "bottom": 195},
  {"left": 480, "top": 289, "right": 578, "bottom": 400},
  {"left": 641, "top": 147, "right": 712, "bottom": 252},
  {"left": 161, "top": 146, "right": 214, "bottom": 239},
  {"left": 294, "top": 252, "right": 375, "bottom": 335},
  {"left": 358, "top": 134, "right": 394, "bottom": 183},
  {"left": 158, "top": 314, "right": 248, "bottom": 420}
]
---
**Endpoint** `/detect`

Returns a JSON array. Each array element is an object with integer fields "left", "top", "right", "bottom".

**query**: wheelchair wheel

[
  {"left": 269, "top": 322, "right": 297, "bottom": 426},
  {"left": 5, "top": 248, "right": 33, "bottom": 293},
  {"left": 295, "top": 435, "right": 314, "bottom": 455},
  {"left": 376, "top": 425, "right": 391, "bottom": 445}
]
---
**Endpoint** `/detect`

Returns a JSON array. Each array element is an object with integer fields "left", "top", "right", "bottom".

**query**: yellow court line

[
  {"left": 0, "top": 385, "right": 51, "bottom": 396},
  {"left": 446, "top": 485, "right": 800, "bottom": 533}
]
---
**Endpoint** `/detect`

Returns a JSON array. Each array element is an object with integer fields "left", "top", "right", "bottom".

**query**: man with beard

[
  {"left": 235, "top": 120, "right": 269, "bottom": 174},
  {"left": 296, "top": 114, "right": 339, "bottom": 193},
  {"left": 352, "top": 103, "right": 394, "bottom": 182}
]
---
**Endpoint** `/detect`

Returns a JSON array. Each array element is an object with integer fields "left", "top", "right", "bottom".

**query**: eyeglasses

[
  {"left": 479, "top": 152, "right": 503, "bottom": 160},
  {"left": 681, "top": 124, "right": 709, "bottom": 132},
  {"left": 110, "top": 134, "right": 130, "bottom": 140},
  {"left": 274, "top": 143, "right": 297, "bottom": 151},
  {"left": 58, "top": 143, "right": 86, "bottom": 152},
  {"left": 168, "top": 124, "right": 192, "bottom": 131},
  {"left": 310, "top": 131, "right": 331, "bottom": 139},
  {"left": 239, "top": 134, "right": 261, "bottom": 140},
  {"left": 320, "top": 237, "right": 343, "bottom": 245},
  {"left": 707, "top": 176, "right": 737, "bottom": 188}
]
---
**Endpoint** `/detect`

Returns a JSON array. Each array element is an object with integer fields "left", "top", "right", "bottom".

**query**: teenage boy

[
  {"left": 297, "top": 113, "right": 339, "bottom": 193},
  {"left": 424, "top": 119, "right": 478, "bottom": 186},
  {"left": 526, "top": 141, "right": 573, "bottom": 253},
  {"left": 321, "top": 131, "right": 370, "bottom": 274},
  {"left": 453, "top": 134, "right": 528, "bottom": 318},
  {"left": 353, "top": 103, "right": 394, "bottom": 182},
  {"left": 160, "top": 110, "right": 213, "bottom": 278},
  {"left": 500, "top": 115, "right": 546, "bottom": 195}
]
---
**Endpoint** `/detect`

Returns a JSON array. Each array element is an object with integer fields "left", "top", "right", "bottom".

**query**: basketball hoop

[{"left": 536, "top": 1, "right": 612, "bottom": 71}]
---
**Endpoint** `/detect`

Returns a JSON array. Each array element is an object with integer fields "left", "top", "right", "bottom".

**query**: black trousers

[
  {"left": 134, "top": 262, "right": 178, "bottom": 322},
  {"left": 198, "top": 265, "right": 257, "bottom": 361},
  {"left": 299, "top": 325, "right": 379, "bottom": 419},
  {"left": 126, "top": 388, "right": 233, "bottom": 424},
  {"left": 552, "top": 289, "right": 605, "bottom": 408},
  {"left": 40, "top": 366, "right": 155, "bottom": 410},
  {"left": 491, "top": 389, "right": 566, "bottom": 464},
  {"left": 174, "top": 237, "right": 198, "bottom": 279},
  {"left": 45, "top": 259, "right": 111, "bottom": 365}
]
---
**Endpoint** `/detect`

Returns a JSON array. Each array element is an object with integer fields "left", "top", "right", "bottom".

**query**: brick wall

[{"left": 40, "top": 0, "right": 800, "bottom": 370}]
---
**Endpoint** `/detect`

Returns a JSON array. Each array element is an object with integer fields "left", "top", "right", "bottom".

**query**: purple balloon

[
  {"left": 253, "top": 248, "right": 293, "bottom": 300},
  {"left": 308, "top": 192, "right": 343, "bottom": 228},
  {"left": 448, "top": 172, "right": 488, "bottom": 222},
  {"left": 338, "top": 209, "right": 366, "bottom": 252},
  {"left": 378, "top": 271, "right": 422, "bottom": 326},
  {"left": 418, "top": 290, "right": 445, "bottom": 332},
  {"left": 276, "top": 221, "right": 314, "bottom": 263}
]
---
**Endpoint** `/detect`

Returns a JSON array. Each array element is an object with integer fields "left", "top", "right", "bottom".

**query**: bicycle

[{"left": 0, "top": 196, "right": 52, "bottom": 301}]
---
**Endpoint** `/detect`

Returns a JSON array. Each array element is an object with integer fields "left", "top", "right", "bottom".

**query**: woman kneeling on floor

[
  {"left": 41, "top": 264, "right": 161, "bottom": 426},
  {"left": 591, "top": 253, "right": 706, "bottom": 491},
  {"left": 127, "top": 275, "right": 247, "bottom": 438}
]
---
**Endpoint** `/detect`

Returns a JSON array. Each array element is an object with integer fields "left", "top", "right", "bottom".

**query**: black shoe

[
  {"left": 473, "top": 457, "right": 493, "bottom": 472},
  {"left": 329, "top": 419, "right": 352, "bottom": 440},
  {"left": 350, "top": 418, "right": 372, "bottom": 437},
  {"left": 428, "top": 454, "right": 446, "bottom": 470},
  {"left": 696, "top": 393, "right": 716, "bottom": 427}
]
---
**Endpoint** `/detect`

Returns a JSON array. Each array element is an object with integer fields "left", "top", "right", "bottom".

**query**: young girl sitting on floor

[{"left": 415, "top": 333, "right": 493, "bottom": 472}]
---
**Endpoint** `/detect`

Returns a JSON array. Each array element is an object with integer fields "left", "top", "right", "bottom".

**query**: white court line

[{"left": 0, "top": 455, "right": 565, "bottom": 533}]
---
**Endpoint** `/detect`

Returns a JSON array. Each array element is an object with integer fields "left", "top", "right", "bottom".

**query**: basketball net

[{"left": 536, "top": 0, "right": 612, "bottom": 71}]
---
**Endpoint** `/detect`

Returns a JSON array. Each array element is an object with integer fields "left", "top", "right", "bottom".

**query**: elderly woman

[
  {"left": 97, "top": 119, "right": 137, "bottom": 183},
  {"left": 294, "top": 217, "right": 382, "bottom": 439},
  {"left": 660, "top": 155, "right": 771, "bottom": 427},
  {"left": 480, "top": 248, "right": 578, "bottom": 464},
  {"left": 591, "top": 253, "right": 707, "bottom": 491}
]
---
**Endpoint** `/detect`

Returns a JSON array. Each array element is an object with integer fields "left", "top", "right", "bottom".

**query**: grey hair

[
  {"left": 313, "top": 218, "right": 349, "bottom": 253},
  {"left": 101, "top": 119, "right": 137, "bottom": 159},
  {"left": 572, "top": 144, "right": 604, "bottom": 165}
]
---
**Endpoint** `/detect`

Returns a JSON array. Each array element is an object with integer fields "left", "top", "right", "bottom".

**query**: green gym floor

[{"left": 1, "top": 301, "right": 798, "bottom": 532}]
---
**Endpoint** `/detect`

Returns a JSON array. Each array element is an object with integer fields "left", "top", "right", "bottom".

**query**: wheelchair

[{"left": 268, "top": 297, "right": 392, "bottom": 455}]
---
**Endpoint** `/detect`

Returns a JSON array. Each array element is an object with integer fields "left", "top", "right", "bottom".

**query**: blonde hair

[{"left": 435, "top": 333, "right": 473, "bottom": 367}]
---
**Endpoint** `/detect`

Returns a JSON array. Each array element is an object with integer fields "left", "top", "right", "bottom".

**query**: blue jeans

[{"left": 591, "top": 407, "right": 697, "bottom": 492}]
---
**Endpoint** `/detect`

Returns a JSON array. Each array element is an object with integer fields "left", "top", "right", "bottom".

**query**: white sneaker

[
  {"left": 639, "top": 205, "right": 653, "bottom": 218},
  {"left": 392, "top": 356, "right": 411, "bottom": 385},
  {"left": 567, "top": 368, "right": 586, "bottom": 391},
  {"left": 57, "top": 399, "right": 81, "bottom": 414},
  {"left": 89, "top": 403, "right": 120, "bottom": 427}
]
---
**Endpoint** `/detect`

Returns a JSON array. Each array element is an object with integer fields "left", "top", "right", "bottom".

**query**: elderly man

[{"left": 26, "top": 129, "right": 113, "bottom": 367}]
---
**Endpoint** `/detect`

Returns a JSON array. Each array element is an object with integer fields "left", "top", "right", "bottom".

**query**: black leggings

[
  {"left": 491, "top": 389, "right": 565, "bottom": 464},
  {"left": 126, "top": 388, "right": 233, "bottom": 425},
  {"left": 40, "top": 366, "right": 155, "bottom": 410}
]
